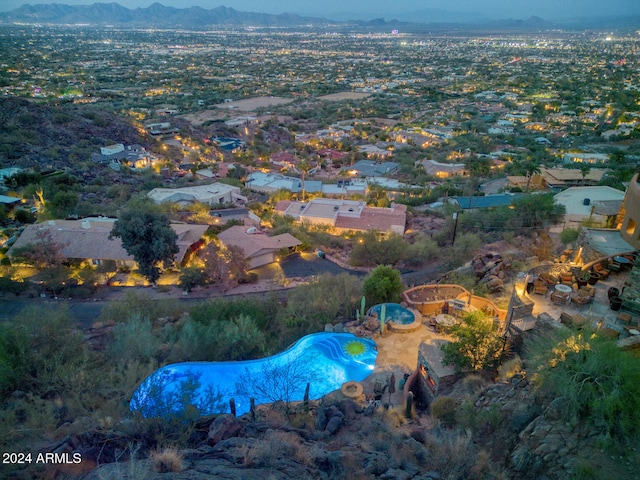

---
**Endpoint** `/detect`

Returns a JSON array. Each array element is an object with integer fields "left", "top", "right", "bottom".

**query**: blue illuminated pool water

[
  {"left": 130, "top": 333, "right": 377, "bottom": 418},
  {"left": 367, "top": 303, "right": 415, "bottom": 325}
]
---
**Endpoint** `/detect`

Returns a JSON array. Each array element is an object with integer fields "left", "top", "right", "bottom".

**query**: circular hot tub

[{"left": 367, "top": 303, "right": 422, "bottom": 333}]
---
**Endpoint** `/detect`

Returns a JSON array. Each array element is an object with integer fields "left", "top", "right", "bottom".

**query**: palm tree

[
  {"left": 579, "top": 164, "right": 591, "bottom": 184},
  {"left": 522, "top": 159, "right": 541, "bottom": 193},
  {"left": 338, "top": 168, "right": 349, "bottom": 200},
  {"left": 297, "top": 158, "right": 311, "bottom": 202}
]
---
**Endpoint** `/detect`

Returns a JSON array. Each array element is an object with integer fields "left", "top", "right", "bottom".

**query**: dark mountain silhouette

[
  {"left": 0, "top": 3, "right": 637, "bottom": 30},
  {"left": 0, "top": 2, "right": 329, "bottom": 27}
]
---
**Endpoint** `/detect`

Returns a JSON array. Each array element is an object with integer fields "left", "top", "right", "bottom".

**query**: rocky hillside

[
  {"left": 32, "top": 354, "right": 638, "bottom": 480},
  {"left": 0, "top": 97, "right": 145, "bottom": 171}
]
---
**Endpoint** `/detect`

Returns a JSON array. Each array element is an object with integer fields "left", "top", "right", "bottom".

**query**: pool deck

[
  {"left": 352, "top": 266, "right": 640, "bottom": 408},
  {"left": 359, "top": 324, "right": 451, "bottom": 407}
]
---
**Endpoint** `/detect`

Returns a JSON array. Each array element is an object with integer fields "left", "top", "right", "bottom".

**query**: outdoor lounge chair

[
  {"left": 560, "top": 272, "right": 574, "bottom": 286},
  {"left": 533, "top": 279, "right": 548, "bottom": 295},
  {"left": 551, "top": 291, "right": 568, "bottom": 305},
  {"left": 593, "top": 263, "right": 610, "bottom": 279},
  {"left": 570, "top": 286, "right": 595, "bottom": 305},
  {"left": 608, "top": 262, "right": 621, "bottom": 274}
]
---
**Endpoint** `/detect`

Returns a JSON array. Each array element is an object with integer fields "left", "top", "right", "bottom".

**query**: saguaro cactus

[
  {"left": 303, "top": 382, "right": 310, "bottom": 412},
  {"left": 405, "top": 391, "right": 414, "bottom": 418}
]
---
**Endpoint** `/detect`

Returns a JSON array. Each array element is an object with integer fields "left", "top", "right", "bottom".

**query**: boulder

[
  {"left": 338, "top": 398, "right": 361, "bottom": 422},
  {"left": 363, "top": 316, "right": 380, "bottom": 331},
  {"left": 207, "top": 414, "right": 244, "bottom": 445},
  {"left": 324, "top": 414, "right": 343, "bottom": 435}
]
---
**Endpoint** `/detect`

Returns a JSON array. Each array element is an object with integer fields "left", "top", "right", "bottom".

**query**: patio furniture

[
  {"left": 617, "top": 312, "right": 632, "bottom": 323},
  {"left": 599, "top": 326, "right": 620, "bottom": 339},
  {"left": 533, "top": 279, "right": 548, "bottom": 295},
  {"left": 613, "top": 256, "right": 631, "bottom": 271},
  {"left": 560, "top": 272, "right": 574, "bottom": 286},
  {"left": 539, "top": 272, "right": 558, "bottom": 286},
  {"left": 608, "top": 262, "right": 621, "bottom": 274},
  {"left": 593, "top": 263, "right": 610, "bottom": 279},
  {"left": 551, "top": 290, "right": 570, "bottom": 305},
  {"left": 570, "top": 286, "right": 595, "bottom": 305}
]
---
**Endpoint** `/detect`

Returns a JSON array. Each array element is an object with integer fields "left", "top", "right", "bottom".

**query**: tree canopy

[
  {"left": 362, "top": 265, "right": 404, "bottom": 307},
  {"left": 441, "top": 311, "right": 505, "bottom": 372},
  {"left": 110, "top": 209, "right": 178, "bottom": 283}
]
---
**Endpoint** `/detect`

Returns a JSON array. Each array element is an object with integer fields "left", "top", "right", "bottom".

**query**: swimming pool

[
  {"left": 130, "top": 333, "right": 377, "bottom": 418},
  {"left": 367, "top": 303, "right": 416, "bottom": 325}
]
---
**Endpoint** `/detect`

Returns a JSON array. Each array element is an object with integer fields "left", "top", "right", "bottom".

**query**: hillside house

[
  {"left": 563, "top": 153, "right": 610, "bottom": 165},
  {"left": 420, "top": 159, "right": 467, "bottom": 178},
  {"left": 348, "top": 160, "right": 399, "bottom": 177},
  {"left": 8, "top": 219, "right": 207, "bottom": 268},
  {"left": 275, "top": 198, "right": 406, "bottom": 235},
  {"left": 147, "top": 183, "right": 246, "bottom": 206},
  {"left": 217, "top": 225, "right": 301, "bottom": 269}
]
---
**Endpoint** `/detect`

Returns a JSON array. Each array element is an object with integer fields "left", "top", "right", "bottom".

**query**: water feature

[
  {"left": 367, "top": 303, "right": 416, "bottom": 325},
  {"left": 130, "top": 333, "right": 377, "bottom": 418}
]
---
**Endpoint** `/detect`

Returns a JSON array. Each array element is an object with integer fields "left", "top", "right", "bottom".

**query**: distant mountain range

[
  {"left": 0, "top": 2, "right": 329, "bottom": 27},
  {"left": 0, "top": 2, "right": 638, "bottom": 30}
]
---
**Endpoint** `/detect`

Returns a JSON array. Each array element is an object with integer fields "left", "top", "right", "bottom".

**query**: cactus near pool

[{"left": 405, "top": 391, "right": 414, "bottom": 418}]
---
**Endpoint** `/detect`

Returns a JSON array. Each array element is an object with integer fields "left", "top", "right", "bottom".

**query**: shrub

[
  {"left": 279, "top": 273, "right": 363, "bottom": 333},
  {"left": 0, "top": 277, "right": 28, "bottom": 295},
  {"left": 0, "top": 306, "right": 89, "bottom": 399},
  {"left": 560, "top": 228, "right": 580, "bottom": 246},
  {"left": 525, "top": 329, "right": 640, "bottom": 439},
  {"left": 441, "top": 311, "right": 505, "bottom": 372},
  {"left": 178, "top": 267, "right": 206, "bottom": 292},
  {"left": 430, "top": 396, "right": 459, "bottom": 428},
  {"left": 444, "top": 233, "right": 483, "bottom": 270},
  {"left": 349, "top": 232, "right": 407, "bottom": 266},
  {"left": 99, "top": 291, "right": 183, "bottom": 324},
  {"left": 150, "top": 447, "right": 184, "bottom": 473},
  {"left": 173, "top": 314, "right": 265, "bottom": 362},
  {"left": 405, "top": 236, "right": 440, "bottom": 265},
  {"left": 108, "top": 314, "right": 161, "bottom": 364},
  {"left": 362, "top": 265, "right": 404, "bottom": 307}
]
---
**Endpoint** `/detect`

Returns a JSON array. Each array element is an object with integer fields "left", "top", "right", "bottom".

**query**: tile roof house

[
  {"left": 269, "top": 151, "right": 299, "bottom": 170},
  {"left": 316, "top": 148, "right": 348, "bottom": 162},
  {"left": 540, "top": 167, "right": 607, "bottom": 189},
  {"left": 8, "top": 218, "right": 208, "bottom": 268},
  {"left": 217, "top": 225, "right": 301, "bottom": 269},
  {"left": 275, "top": 198, "right": 406, "bottom": 235}
]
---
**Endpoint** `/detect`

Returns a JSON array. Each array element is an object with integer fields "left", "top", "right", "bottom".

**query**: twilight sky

[{"left": 2, "top": 0, "right": 640, "bottom": 19}]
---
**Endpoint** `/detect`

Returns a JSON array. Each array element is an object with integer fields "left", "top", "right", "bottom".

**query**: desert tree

[
  {"left": 110, "top": 208, "right": 178, "bottom": 284},
  {"left": 10, "top": 229, "right": 67, "bottom": 268},
  {"left": 441, "top": 311, "right": 505, "bottom": 372}
]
